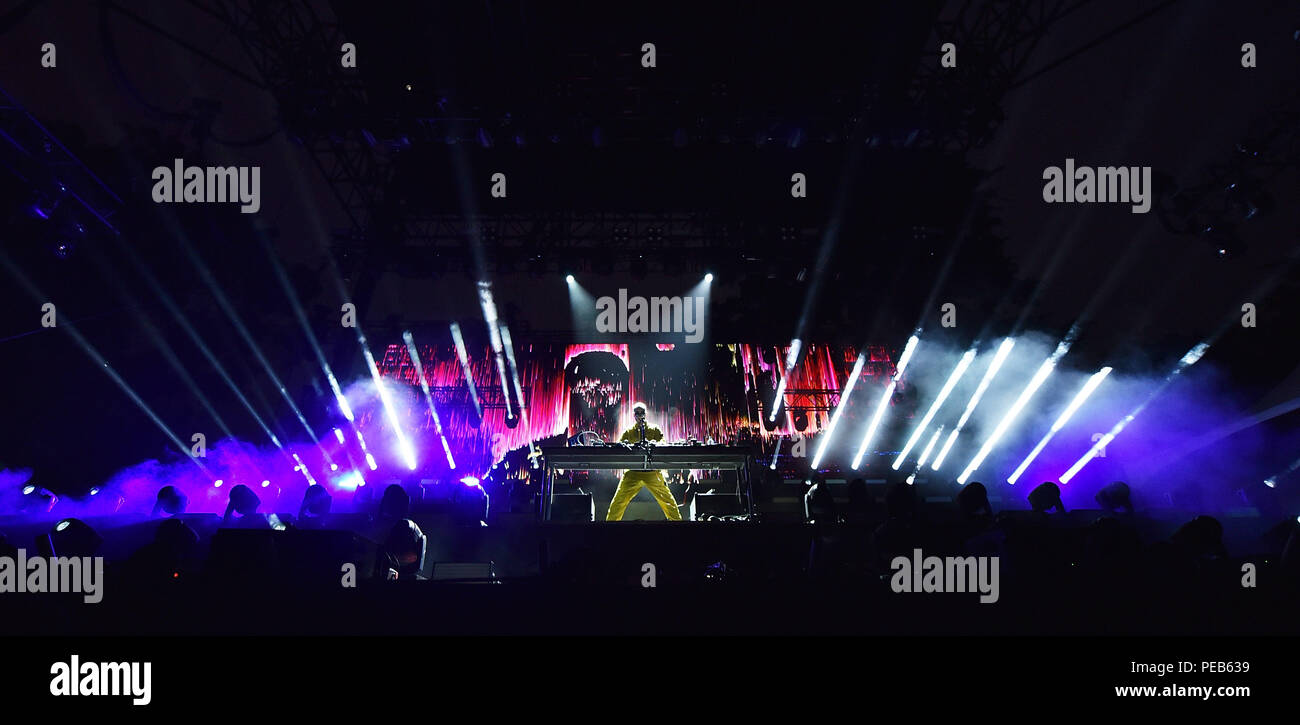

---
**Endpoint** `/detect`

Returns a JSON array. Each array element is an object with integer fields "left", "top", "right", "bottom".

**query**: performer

[{"left": 606, "top": 402, "right": 682, "bottom": 521}]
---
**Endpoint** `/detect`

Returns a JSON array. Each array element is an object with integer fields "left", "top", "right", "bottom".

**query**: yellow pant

[{"left": 606, "top": 471, "right": 682, "bottom": 521}]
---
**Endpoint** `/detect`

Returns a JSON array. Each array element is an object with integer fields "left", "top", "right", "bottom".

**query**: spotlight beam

[
  {"left": 261, "top": 236, "right": 355, "bottom": 422},
  {"left": 0, "top": 254, "right": 209, "bottom": 474},
  {"left": 402, "top": 332, "right": 447, "bottom": 436},
  {"left": 916, "top": 425, "right": 944, "bottom": 469},
  {"left": 499, "top": 325, "right": 526, "bottom": 415},
  {"left": 957, "top": 336, "right": 1074, "bottom": 484},
  {"left": 905, "top": 425, "right": 946, "bottom": 485},
  {"left": 785, "top": 113, "right": 871, "bottom": 375},
  {"left": 355, "top": 429, "right": 378, "bottom": 471},
  {"left": 769, "top": 340, "right": 802, "bottom": 422},
  {"left": 810, "top": 352, "right": 866, "bottom": 469},
  {"left": 478, "top": 281, "right": 514, "bottom": 418},
  {"left": 1156, "top": 395, "right": 1300, "bottom": 473},
  {"left": 1060, "top": 343, "right": 1208, "bottom": 484},
  {"left": 932, "top": 337, "right": 1016, "bottom": 471},
  {"left": 290, "top": 451, "right": 317, "bottom": 486},
  {"left": 403, "top": 331, "right": 456, "bottom": 469},
  {"left": 1265, "top": 452, "right": 1300, "bottom": 489},
  {"left": 1006, "top": 366, "right": 1112, "bottom": 484},
  {"left": 115, "top": 241, "right": 290, "bottom": 452},
  {"left": 177, "top": 240, "right": 329, "bottom": 460},
  {"left": 450, "top": 322, "right": 483, "bottom": 419},
  {"left": 123, "top": 306, "right": 236, "bottom": 441},
  {"left": 851, "top": 333, "right": 920, "bottom": 470},
  {"left": 499, "top": 324, "right": 541, "bottom": 466},
  {"left": 259, "top": 232, "right": 374, "bottom": 477},
  {"left": 80, "top": 243, "right": 238, "bottom": 442},
  {"left": 769, "top": 436, "right": 784, "bottom": 470},
  {"left": 852, "top": 382, "right": 897, "bottom": 470},
  {"left": 361, "top": 336, "right": 417, "bottom": 470},
  {"left": 892, "top": 349, "right": 976, "bottom": 469}
]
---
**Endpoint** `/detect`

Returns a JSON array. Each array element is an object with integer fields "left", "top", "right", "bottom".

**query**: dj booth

[{"left": 538, "top": 444, "right": 757, "bottom": 521}]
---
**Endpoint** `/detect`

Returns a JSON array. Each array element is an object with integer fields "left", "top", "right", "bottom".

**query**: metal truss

[
  {"left": 395, "top": 210, "right": 748, "bottom": 248},
  {"left": 0, "top": 87, "right": 123, "bottom": 236},
  {"left": 1155, "top": 85, "right": 1299, "bottom": 245},
  {"left": 774, "top": 388, "right": 843, "bottom": 414},
  {"left": 908, "top": 0, "right": 1092, "bottom": 152},
  {"left": 429, "top": 385, "right": 530, "bottom": 412},
  {"left": 199, "top": 0, "right": 393, "bottom": 235}
]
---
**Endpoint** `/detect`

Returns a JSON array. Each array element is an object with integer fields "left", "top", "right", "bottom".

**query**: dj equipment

[
  {"left": 689, "top": 492, "right": 748, "bottom": 521},
  {"left": 548, "top": 492, "right": 595, "bottom": 522},
  {"left": 538, "top": 444, "right": 756, "bottom": 521}
]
